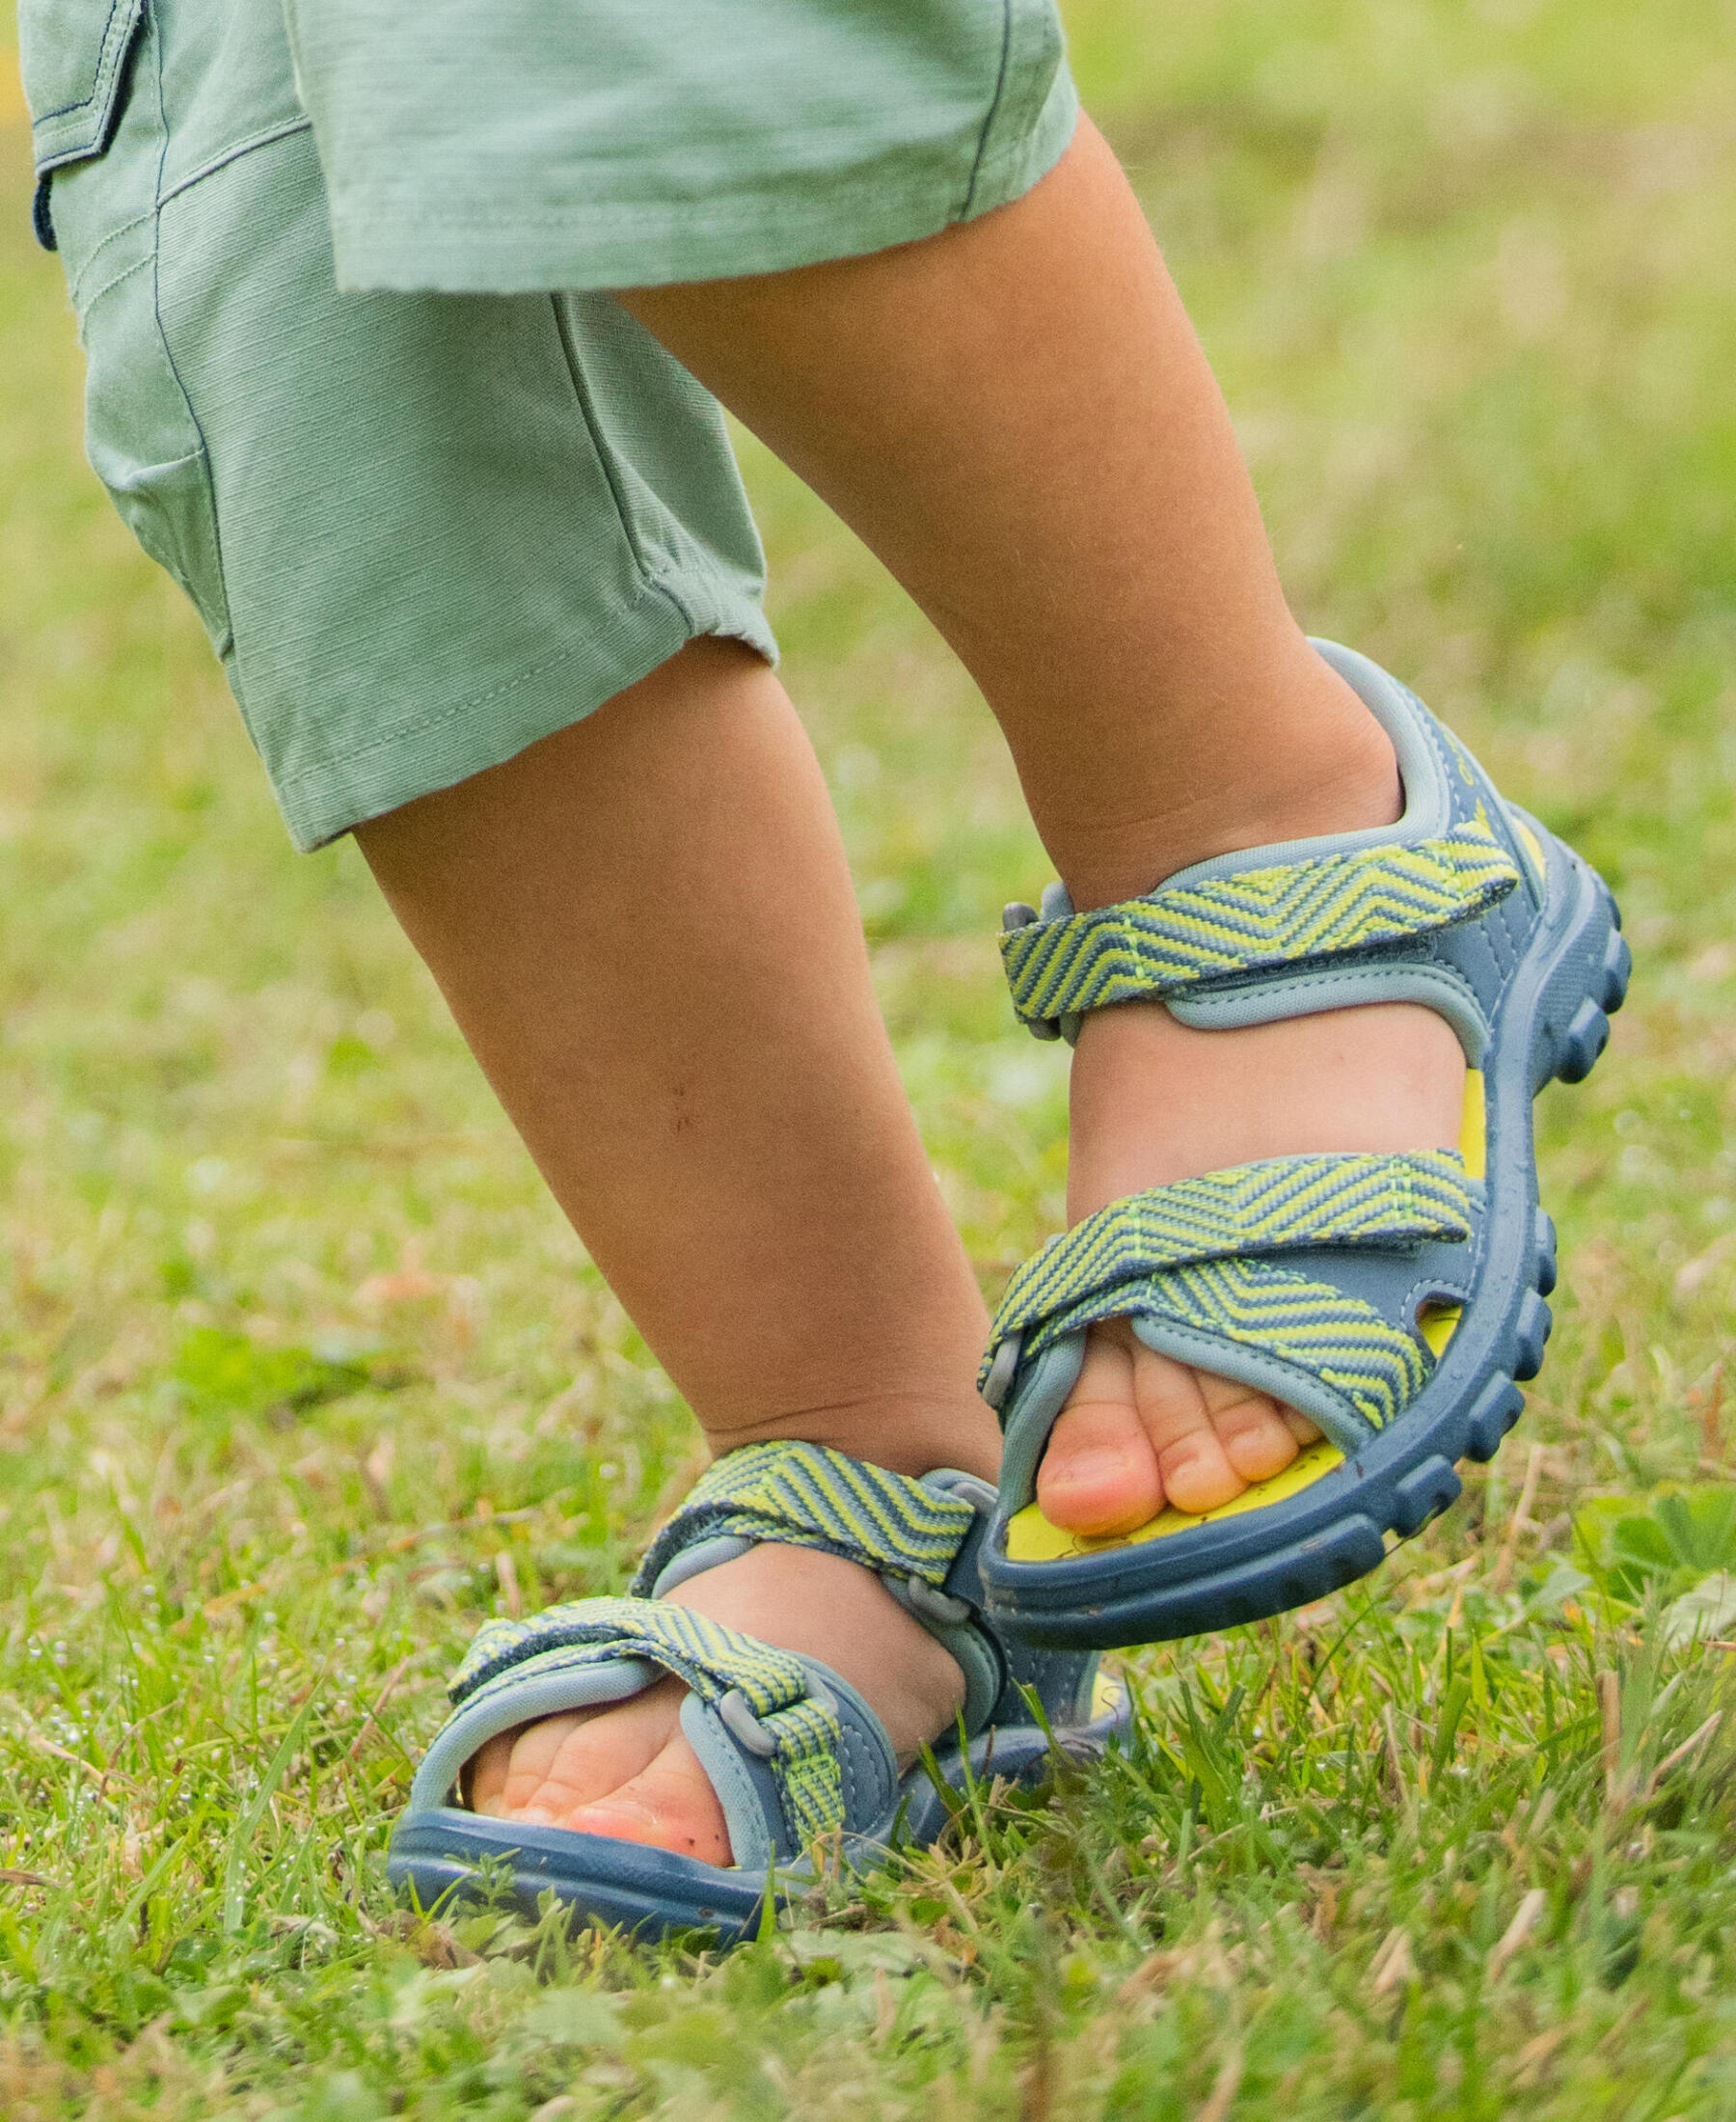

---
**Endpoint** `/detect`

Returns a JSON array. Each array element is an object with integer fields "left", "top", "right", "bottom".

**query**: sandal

[
  {"left": 978, "top": 640, "right": 1629, "bottom": 1648},
  {"left": 388, "top": 1441, "right": 1128, "bottom": 1942}
]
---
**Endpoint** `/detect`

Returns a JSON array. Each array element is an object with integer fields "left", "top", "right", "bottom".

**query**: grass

[{"left": 3, "top": 0, "right": 1736, "bottom": 2111}]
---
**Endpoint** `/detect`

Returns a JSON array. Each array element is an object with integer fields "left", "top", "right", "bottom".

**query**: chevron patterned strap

[
  {"left": 449, "top": 1597, "right": 843, "bottom": 1847},
  {"left": 980, "top": 1152, "right": 1475, "bottom": 1434},
  {"left": 633, "top": 1441, "right": 976, "bottom": 1599},
  {"left": 985, "top": 1151, "right": 1472, "bottom": 1360},
  {"left": 1028, "top": 1256, "right": 1430, "bottom": 1433},
  {"left": 1000, "top": 815, "right": 1520, "bottom": 1029}
]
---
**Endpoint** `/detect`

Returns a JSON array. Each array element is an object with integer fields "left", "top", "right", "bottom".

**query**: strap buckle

[
  {"left": 718, "top": 1687, "right": 780, "bottom": 1758},
  {"left": 981, "top": 1331, "right": 1023, "bottom": 1411}
]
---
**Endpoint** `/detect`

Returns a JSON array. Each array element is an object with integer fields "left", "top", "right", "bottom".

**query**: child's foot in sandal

[
  {"left": 391, "top": 1445, "right": 1128, "bottom": 1940},
  {"left": 465, "top": 1538, "right": 970, "bottom": 1864},
  {"left": 981, "top": 643, "right": 1628, "bottom": 1646},
  {"left": 1026, "top": 654, "right": 1465, "bottom": 1537},
  {"left": 1039, "top": 974, "right": 1466, "bottom": 1535}
]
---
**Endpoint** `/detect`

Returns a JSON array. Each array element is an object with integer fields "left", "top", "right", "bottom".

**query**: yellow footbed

[
  {"left": 1004, "top": 1068, "right": 1489, "bottom": 1564},
  {"left": 1006, "top": 1438, "right": 1347, "bottom": 1561}
]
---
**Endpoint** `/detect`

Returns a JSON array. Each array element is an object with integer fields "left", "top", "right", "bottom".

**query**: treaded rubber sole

[
  {"left": 387, "top": 1693, "right": 1131, "bottom": 1945},
  {"left": 982, "top": 841, "right": 1627, "bottom": 1650}
]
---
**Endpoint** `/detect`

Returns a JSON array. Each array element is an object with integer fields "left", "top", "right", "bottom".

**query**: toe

[
  {"left": 1202, "top": 1371, "right": 1312, "bottom": 1486},
  {"left": 466, "top": 1675, "right": 728, "bottom": 1853},
  {"left": 468, "top": 1714, "right": 582, "bottom": 1820},
  {"left": 1129, "top": 1342, "right": 1261, "bottom": 1516},
  {"left": 1037, "top": 1325, "right": 1165, "bottom": 1535}
]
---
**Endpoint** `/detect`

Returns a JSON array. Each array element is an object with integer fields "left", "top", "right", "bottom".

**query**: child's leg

[
  {"left": 362, "top": 113, "right": 1461, "bottom": 1856},
  {"left": 357, "top": 638, "right": 998, "bottom": 1859},
  {"left": 618, "top": 117, "right": 1465, "bottom": 1537}
]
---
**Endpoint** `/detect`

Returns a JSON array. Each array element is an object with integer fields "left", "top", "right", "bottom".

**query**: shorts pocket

[
  {"left": 18, "top": 0, "right": 149, "bottom": 249},
  {"left": 78, "top": 238, "right": 234, "bottom": 655},
  {"left": 24, "top": 0, "right": 234, "bottom": 652}
]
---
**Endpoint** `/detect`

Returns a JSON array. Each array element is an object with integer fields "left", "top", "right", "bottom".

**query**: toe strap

[
  {"left": 418, "top": 1597, "right": 898, "bottom": 1864},
  {"left": 984, "top": 1151, "right": 1479, "bottom": 1481}
]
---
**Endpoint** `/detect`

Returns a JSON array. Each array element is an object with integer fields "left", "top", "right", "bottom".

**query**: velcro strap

[
  {"left": 1000, "top": 816, "right": 1520, "bottom": 1029},
  {"left": 1025, "top": 1257, "right": 1431, "bottom": 1434},
  {"left": 981, "top": 1151, "right": 1472, "bottom": 1384},
  {"left": 632, "top": 1440, "right": 977, "bottom": 1599},
  {"left": 449, "top": 1596, "right": 843, "bottom": 1846}
]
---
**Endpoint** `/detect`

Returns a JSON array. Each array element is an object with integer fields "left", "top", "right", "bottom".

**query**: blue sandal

[
  {"left": 389, "top": 1442, "right": 1127, "bottom": 1943},
  {"left": 978, "top": 641, "right": 1628, "bottom": 1649}
]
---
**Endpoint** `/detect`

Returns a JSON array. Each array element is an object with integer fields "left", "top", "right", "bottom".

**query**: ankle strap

[
  {"left": 1000, "top": 815, "right": 1517, "bottom": 1037},
  {"left": 631, "top": 1440, "right": 1004, "bottom": 1731}
]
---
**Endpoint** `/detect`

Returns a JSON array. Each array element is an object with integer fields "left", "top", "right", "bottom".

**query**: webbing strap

[
  {"left": 983, "top": 1150, "right": 1472, "bottom": 1369},
  {"left": 632, "top": 1440, "right": 977, "bottom": 1599},
  {"left": 1017, "top": 1256, "right": 1432, "bottom": 1434},
  {"left": 449, "top": 1597, "right": 843, "bottom": 1846},
  {"left": 1000, "top": 816, "right": 1519, "bottom": 1030}
]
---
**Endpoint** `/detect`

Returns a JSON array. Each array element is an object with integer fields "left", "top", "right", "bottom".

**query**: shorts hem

[
  {"left": 327, "top": 73, "right": 1080, "bottom": 295},
  {"left": 276, "top": 589, "right": 777, "bottom": 852},
  {"left": 964, "top": 45, "right": 1079, "bottom": 226}
]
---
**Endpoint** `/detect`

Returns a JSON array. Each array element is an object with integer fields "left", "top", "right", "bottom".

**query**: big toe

[
  {"left": 1036, "top": 1325, "right": 1326, "bottom": 1532},
  {"left": 563, "top": 1737, "right": 733, "bottom": 1866},
  {"left": 1037, "top": 1334, "right": 1165, "bottom": 1535}
]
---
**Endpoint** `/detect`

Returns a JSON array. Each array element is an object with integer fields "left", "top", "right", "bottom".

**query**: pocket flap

[
  {"left": 18, "top": 0, "right": 148, "bottom": 247},
  {"left": 19, "top": 0, "right": 147, "bottom": 170}
]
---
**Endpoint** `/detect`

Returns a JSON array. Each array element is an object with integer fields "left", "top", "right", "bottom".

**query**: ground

[{"left": 3, "top": 1, "right": 1736, "bottom": 2114}]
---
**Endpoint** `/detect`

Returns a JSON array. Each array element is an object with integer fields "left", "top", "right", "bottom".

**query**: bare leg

[
  {"left": 620, "top": 120, "right": 1464, "bottom": 1533},
  {"left": 358, "top": 640, "right": 994, "bottom": 1859},
  {"left": 361, "top": 114, "right": 1462, "bottom": 1861}
]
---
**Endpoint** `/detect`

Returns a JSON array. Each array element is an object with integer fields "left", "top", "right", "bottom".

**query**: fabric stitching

[
  {"left": 271, "top": 626, "right": 641, "bottom": 793},
  {"left": 76, "top": 248, "right": 153, "bottom": 317},
  {"left": 548, "top": 296, "right": 694, "bottom": 632},
  {"left": 155, "top": 116, "right": 315, "bottom": 207},
  {"left": 326, "top": 165, "right": 990, "bottom": 236},
  {"left": 962, "top": 0, "right": 1016, "bottom": 218},
  {"left": 30, "top": 0, "right": 129, "bottom": 122},
  {"left": 145, "top": 14, "right": 235, "bottom": 649},
  {"left": 67, "top": 206, "right": 154, "bottom": 308}
]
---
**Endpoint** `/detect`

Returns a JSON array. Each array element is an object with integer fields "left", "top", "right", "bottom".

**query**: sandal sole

[{"left": 387, "top": 1693, "right": 1132, "bottom": 1944}]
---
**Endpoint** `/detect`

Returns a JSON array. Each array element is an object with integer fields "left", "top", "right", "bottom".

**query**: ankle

[
  {"left": 1048, "top": 654, "right": 1401, "bottom": 911},
  {"left": 1068, "top": 1001, "right": 1467, "bottom": 1214}
]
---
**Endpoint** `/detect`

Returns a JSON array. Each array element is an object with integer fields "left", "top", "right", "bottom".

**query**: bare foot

[
  {"left": 466, "top": 1540, "right": 966, "bottom": 1864},
  {"left": 1034, "top": 745, "right": 1468, "bottom": 1537}
]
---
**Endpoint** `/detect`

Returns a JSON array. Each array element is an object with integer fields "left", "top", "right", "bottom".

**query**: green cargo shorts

[{"left": 20, "top": 0, "right": 1078, "bottom": 848}]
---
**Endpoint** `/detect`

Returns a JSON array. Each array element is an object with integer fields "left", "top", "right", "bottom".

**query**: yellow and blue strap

[
  {"left": 449, "top": 1597, "right": 845, "bottom": 1848},
  {"left": 1000, "top": 815, "right": 1519, "bottom": 1033},
  {"left": 982, "top": 1150, "right": 1475, "bottom": 1436},
  {"left": 632, "top": 1439, "right": 978, "bottom": 1597}
]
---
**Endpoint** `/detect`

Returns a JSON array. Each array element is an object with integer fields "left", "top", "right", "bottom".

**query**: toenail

[{"left": 1049, "top": 1446, "right": 1131, "bottom": 1485}]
